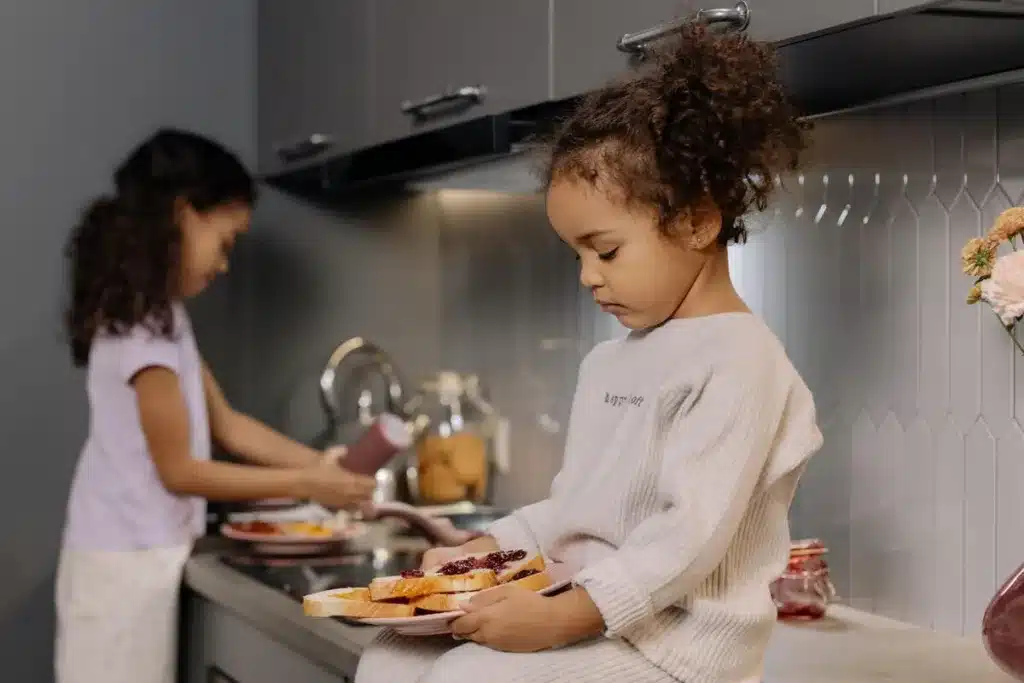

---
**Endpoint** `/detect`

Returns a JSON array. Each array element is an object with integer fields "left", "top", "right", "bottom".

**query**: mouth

[{"left": 596, "top": 301, "right": 626, "bottom": 313}]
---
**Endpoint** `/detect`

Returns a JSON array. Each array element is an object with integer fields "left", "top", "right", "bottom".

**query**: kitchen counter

[{"left": 184, "top": 549, "right": 1016, "bottom": 683}]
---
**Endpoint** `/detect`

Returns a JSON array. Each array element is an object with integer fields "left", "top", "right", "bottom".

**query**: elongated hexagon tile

[
  {"left": 904, "top": 418, "right": 936, "bottom": 629},
  {"left": 964, "top": 418, "right": 997, "bottom": 634},
  {"left": 877, "top": 412, "right": 907, "bottom": 620},
  {"left": 785, "top": 175, "right": 815, "bottom": 388},
  {"left": 948, "top": 191, "right": 983, "bottom": 432},
  {"left": 964, "top": 90, "right": 999, "bottom": 203},
  {"left": 933, "top": 417, "right": 967, "bottom": 635},
  {"left": 890, "top": 192, "right": 920, "bottom": 423},
  {"left": 851, "top": 410, "right": 879, "bottom": 611},
  {"left": 932, "top": 95, "right": 967, "bottom": 208},
  {"left": 862, "top": 179, "right": 895, "bottom": 426},
  {"left": 916, "top": 193, "right": 952, "bottom": 424},
  {"left": 897, "top": 101, "right": 935, "bottom": 195}
]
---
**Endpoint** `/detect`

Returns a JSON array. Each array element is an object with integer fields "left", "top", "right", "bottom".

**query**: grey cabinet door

[
  {"left": 182, "top": 595, "right": 351, "bottom": 683},
  {"left": 257, "top": 0, "right": 372, "bottom": 176},
  {"left": 370, "top": 0, "right": 550, "bottom": 144},
  {"left": 552, "top": 0, "right": 891, "bottom": 100}
]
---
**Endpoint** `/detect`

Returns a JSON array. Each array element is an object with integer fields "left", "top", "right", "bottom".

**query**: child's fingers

[
  {"left": 450, "top": 613, "right": 482, "bottom": 637},
  {"left": 466, "top": 584, "right": 515, "bottom": 610}
]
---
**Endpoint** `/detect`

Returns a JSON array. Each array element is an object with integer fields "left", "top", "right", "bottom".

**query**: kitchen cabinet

[
  {"left": 257, "top": 0, "right": 372, "bottom": 176},
  {"left": 369, "top": 0, "right": 550, "bottom": 145},
  {"left": 550, "top": 1, "right": 934, "bottom": 100},
  {"left": 182, "top": 592, "right": 351, "bottom": 683}
]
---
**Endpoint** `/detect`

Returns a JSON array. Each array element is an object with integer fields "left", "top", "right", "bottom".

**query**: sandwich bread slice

[
  {"left": 302, "top": 587, "right": 415, "bottom": 618},
  {"left": 368, "top": 567, "right": 498, "bottom": 602},
  {"left": 412, "top": 561, "right": 553, "bottom": 613},
  {"left": 303, "top": 547, "right": 552, "bottom": 619}
]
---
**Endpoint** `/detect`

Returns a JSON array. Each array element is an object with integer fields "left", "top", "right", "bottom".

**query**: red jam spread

[{"left": 510, "top": 569, "right": 539, "bottom": 581}]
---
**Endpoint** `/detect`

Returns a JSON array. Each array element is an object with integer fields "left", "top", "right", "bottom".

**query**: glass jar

[
  {"left": 770, "top": 539, "right": 836, "bottom": 621},
  {"left": 407, "top": 372, "right": 507, "bottom": 506}
]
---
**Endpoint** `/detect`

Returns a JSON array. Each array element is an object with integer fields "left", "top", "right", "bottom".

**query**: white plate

[
  {"left": 331, "top": 562, "right": 576, "bottom": 636},
  {"left": 220, "top": 520, "right": 366, "bottom": 545},
  {"left": 227, "top": 504, "right": 345, "bottom": 524}
]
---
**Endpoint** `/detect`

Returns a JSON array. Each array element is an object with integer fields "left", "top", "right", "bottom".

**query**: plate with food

[
  {"left": 303, "top": 549, "right": 575, "bottom": 635},
  {"left": 221, "top": 518, "right": 366, "bottom": 554}
]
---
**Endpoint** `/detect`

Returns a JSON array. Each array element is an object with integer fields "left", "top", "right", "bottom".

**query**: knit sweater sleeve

[
  {"left": 573, "top": 359, "right": 794, "bottom": 637},
  {"left": 486, "top": 495, "right": 554, "bottom": 554}
]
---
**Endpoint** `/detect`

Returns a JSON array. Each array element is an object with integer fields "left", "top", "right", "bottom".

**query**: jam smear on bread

[
  {"left": 437, "top": 558, "right": 479, "bottom": 575},
  {"left": 510, "top": 568, "right": 540, "bottom": 581}
]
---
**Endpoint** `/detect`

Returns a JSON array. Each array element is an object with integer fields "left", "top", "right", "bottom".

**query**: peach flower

[
  {"left": 980, "top": 251, "right": 1024, "bottom": 325},
  {"left": 988, "top": 207, "right": 1024, "bottom": 243},
  {"left": 962, "top": 237, "right": 996, "bottom": 278}
]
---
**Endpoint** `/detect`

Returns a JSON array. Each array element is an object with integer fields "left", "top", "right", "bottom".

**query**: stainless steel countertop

[{"left": 184, "top": 530, "right": 1016, "bottom": 682}]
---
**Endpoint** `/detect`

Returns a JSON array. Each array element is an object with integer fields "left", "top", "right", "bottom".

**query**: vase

[{"left": 983, "top": 563, "right": 1024, "bottom": 681}]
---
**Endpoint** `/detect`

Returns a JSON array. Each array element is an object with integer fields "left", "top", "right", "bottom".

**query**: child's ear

[{"left": 685, "top": 202, "right": 723, "bottom": 250}]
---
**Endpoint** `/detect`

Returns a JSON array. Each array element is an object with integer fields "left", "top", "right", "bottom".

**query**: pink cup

[{"left": 340, "top": 413, "right": 413, "bottom": 475}]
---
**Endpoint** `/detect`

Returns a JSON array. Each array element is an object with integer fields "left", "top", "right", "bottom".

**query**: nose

[{"left": 579, "top": 258, "right": 604, "bottom": 290}]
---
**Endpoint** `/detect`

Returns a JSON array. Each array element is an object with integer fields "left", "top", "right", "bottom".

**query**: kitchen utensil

[
  {"left": 315, "top": 337, "right": 429, "bottom": 504},
  {"left": 319, "top": 337, "right": 412, "bottom": 429},
  {"left": 340, "top": 412, "right": 414, "bottom": 476},
  {"left": 359, "top": 500, "right": 483, "bottom": 547},
  {"left": 391, "top": 501, "right": 508, "bottom": 535}
]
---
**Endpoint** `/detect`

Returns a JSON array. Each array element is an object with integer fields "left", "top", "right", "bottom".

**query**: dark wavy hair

[
  {"left": 65, "top": 128, "right": 256, "bottom": 366},
  {"left": 544, "top": 22, "right": 810, "bottom": 245}
]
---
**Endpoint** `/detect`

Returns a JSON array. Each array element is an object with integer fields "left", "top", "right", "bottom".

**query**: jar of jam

[{"left": 770, "top": 539, "right": 836, "bottom": 620}]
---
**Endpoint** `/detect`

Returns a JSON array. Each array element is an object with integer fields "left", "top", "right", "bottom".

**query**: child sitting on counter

[{"left": 356, "top": 22, "right": 822, "bottom": 683}]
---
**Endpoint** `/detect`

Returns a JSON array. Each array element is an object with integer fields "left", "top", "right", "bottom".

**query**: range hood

[{"left": 267, "top": 0, "right": 1024, "bottom": 197}]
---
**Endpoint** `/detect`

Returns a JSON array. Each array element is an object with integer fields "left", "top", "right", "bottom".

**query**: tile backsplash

[
  {"left": 730, "top": 83, "right": 1024, "bottom": 636},
  {"left": 238, "top": 80, "right": 1024, "bottom": 638}
]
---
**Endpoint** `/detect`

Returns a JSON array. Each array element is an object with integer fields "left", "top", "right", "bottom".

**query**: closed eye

[{"left": 598, "top": 247, "right": 619, "bottom": 262}]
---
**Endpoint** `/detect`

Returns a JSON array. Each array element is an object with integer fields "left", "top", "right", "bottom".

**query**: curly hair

[
  {"left": 65, "top": 128, "right": 256, "bottom": 366},
  {"left": 544, "top": 22, "right": 810, "bottom": 245}
]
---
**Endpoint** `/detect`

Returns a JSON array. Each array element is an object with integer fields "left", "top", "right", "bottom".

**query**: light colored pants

[
  {"left": 356, "top": 628, "right": 681, "bottom": 683},
  {"left": 55, "top": 543, "right": 192, "bottom": 683}
]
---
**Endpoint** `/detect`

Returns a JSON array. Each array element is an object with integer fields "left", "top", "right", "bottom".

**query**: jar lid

[{"left": 789, "top": 538, "right": 828, "bottom": 557}]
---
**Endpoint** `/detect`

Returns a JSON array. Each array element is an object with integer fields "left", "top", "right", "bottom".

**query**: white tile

[
  {"left": 964, "top": 419, "right": 998, "bottom": 633},
  {"left": 933, "top": 418, "right": 967, "bottom": 634}
]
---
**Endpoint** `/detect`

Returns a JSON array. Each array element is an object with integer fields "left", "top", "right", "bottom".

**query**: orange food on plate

[{"left": 279, "top": 521, "right": 335, "bottom": 537}]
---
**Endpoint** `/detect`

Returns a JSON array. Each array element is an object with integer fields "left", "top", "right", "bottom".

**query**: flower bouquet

[
  {"left": 972, "top": 207, "right": 1024, "bottom": 681},
  {"left": 964, "top": 207, "right": 1024, "bottom": 348}
]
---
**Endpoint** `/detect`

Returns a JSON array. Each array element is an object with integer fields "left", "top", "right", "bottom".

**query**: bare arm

[
  {"left": 134, "top": 366, "right": 312, "bottom": 501},
  {"left": 202, "top": 361, "right": 323, "bottom": 469}
]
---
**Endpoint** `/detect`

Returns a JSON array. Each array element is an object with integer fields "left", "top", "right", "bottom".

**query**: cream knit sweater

[{"left": 488, "top": 313, "right": 823, "bottom": 683}]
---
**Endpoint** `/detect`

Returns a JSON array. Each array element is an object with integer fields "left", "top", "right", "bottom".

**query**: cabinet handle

[
  {"left": 616, "top": 1, "right": 750, "bottom": 54},
  {"left": 274, "top": 133, "right": 335, "bottom": 164},
  {"left": 400, "top": 86, "right": 486, "bottom": 119}
]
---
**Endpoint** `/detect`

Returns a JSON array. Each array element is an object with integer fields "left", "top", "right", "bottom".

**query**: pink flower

[{"left": 980, "top": 251, "right": 1024, "bottom": 325}]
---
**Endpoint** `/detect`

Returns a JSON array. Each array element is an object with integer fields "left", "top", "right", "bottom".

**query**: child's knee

[
  {"left": 355, "top": 633, "right": 454, "bottom": 683},
  {"left": 419, "top": 642, "right": 506, "bottom": 683}
]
